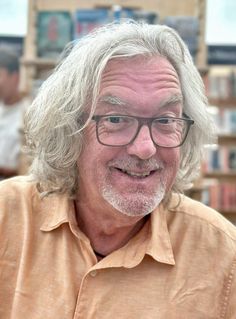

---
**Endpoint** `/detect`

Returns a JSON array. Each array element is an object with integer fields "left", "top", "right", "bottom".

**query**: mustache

[{"left": 108, "top": 157, "right": 164, "bottom": 171}]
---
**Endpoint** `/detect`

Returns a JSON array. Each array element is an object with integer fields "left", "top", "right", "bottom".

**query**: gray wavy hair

[{"left": 25, "top": 20, "right": 215, "bottom": 197}]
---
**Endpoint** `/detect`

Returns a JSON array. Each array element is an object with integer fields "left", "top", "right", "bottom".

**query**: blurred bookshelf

[
  {"left": 189, "top": 69, "right": 236, "bottom": 224},
  {"left": 21, "top": 0, "right": 205, "bottom": 97}
]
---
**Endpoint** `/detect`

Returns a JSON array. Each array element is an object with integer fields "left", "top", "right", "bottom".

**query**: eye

[
  {"left": 101, "top": 116, "right": 128, "bottom": 131},
  {"left": 100, "top": 115, "right": 134, "bottom": 132},
  {"left": 106, "top": 116, "right": 124, "bottom": 124},
  {"left": 153, "top": 117, "right": 179, "bottom": 134},
  {"left": 157, "top": 117, "right": 174, "bottom": 124}
]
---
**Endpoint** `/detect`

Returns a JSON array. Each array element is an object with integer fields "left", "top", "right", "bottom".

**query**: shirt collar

[
  {"left": 39, "top": 194, "right": 76, "bottom": 231},
  {"left": 94, "top": 203, "right": 175, "bottom": 270},
  {"left": 146, "top": 205, "right": 175, "bottom": 265},
  {"left": 39, "top": 193, "right": 175, "bottom": 268}
]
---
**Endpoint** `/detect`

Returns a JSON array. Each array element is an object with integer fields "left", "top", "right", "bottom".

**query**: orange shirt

[{"left": 0, "top": 176, "right": 236, "bottom": 319}]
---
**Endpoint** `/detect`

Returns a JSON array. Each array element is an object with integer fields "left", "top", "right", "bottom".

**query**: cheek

[
  {"left": 160, "top": 148, "right": 180, "bottom": 183},
  {"left": 160, "top": 148, "right": 180, "bottom": 165},
  {"left": 77, "top": 126, "right": 95, "bottom": 171},
  {"left": 77, "top": 125, "right": 114, "bottom": 174},
  {"left": 153, "top": 149, "right": 180, "bottom": 194}
]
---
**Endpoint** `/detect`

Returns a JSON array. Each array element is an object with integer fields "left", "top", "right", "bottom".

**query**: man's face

[
  {"left": 0, "top": 67, "right": 18, "bottom": 102},
  {"left": 77, "top": 56, "right": 183, "bottom": 217}
]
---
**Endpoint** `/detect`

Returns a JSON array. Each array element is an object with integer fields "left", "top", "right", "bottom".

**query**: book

[
  {"left": 74, "top": 9, "right": 110, "bottom": 40},
  {"left": 203, "top": 146, "right": 236, "bottom": 172},
  {"left": 229, "top": 149, "right": 236, "bottom": 170},
  {"left": 162, "top": 16, "right": 199, "bottom": 58},
  {"left": 201, "top": 180, "right": 236, "bottom": 211},
  {"left": 207, "top": 72, "right": 236, "bottom": 99},
  {"left": 37, "top": 11, "right": 73, "bottom": 58}
]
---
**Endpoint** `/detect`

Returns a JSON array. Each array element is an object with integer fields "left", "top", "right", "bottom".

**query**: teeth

[{"left": 121, "top": 169, "right": 151, "bottom": 177}]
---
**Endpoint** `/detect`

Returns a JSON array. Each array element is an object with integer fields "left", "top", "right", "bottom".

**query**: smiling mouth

[{"left": 115, "top": 168, "right": 156, "bottom": 178}]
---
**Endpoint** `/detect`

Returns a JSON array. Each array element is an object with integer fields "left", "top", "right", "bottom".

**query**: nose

[{"left": 126, "top": 125, "right": 157, "bottom": 160}]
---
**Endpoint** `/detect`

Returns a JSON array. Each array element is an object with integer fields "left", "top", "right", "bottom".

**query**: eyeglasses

[{"left": 92, "top": 114, "right": 194, "bottom": 148}]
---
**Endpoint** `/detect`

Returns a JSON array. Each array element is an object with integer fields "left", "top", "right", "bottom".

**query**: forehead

[
  {"left": 97, "top": 56, "right": 182, "bottom": 113},
  {"left": 100, "top": 56, "right": 180, "bottom": 92},
  {"left": 104, "top": 54, "right": 177, "bottom": 74}
]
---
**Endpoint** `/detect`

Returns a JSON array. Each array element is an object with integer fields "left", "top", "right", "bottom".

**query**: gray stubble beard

[{"left": 101, "top": 178, "right": 166, "bottom": 217}]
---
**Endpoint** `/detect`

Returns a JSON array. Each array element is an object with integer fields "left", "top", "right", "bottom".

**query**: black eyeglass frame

[{"left": 92, "top": 114, "right": 194, "bottom": 148}]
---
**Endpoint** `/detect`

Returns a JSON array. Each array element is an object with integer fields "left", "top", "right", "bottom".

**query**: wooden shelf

[
  {"left": 218, "top": 134, "right": 236, "bottom": 139},
  {"left": 218, "top": 134, "right": 236, "bottom": 145},
  {"left": 209, "top": 98, "right": 236, "bottom": 107},
  {"left": 198, "top": 67, "right": 209, "bottom": 76},
  {"left": 21, "top": 57, "right": 56, "bottom": 69},
  {"left": 204, "top": 171, "right": 236, "bottom": 179},
  {"left": 221, "top": 212, "right": 236, "bottom": 225},
  {"left": 221, "top": 209, "right": 236, "bottom": 215},
  {"left": 188, "top": 186, "right": 204, "bottom": 192}
]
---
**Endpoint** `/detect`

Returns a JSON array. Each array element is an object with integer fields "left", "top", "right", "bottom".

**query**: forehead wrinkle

[{"left": 151, "top": 75, "right": 180, "bottom": 89}]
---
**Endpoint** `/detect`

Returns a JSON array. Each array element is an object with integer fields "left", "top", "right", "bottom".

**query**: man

[
  {"left": 0, "top": 22, "right": 236, "bottom": 318},
  {"left": 0, "top": 46, "right": 28, "bottom": 179}
]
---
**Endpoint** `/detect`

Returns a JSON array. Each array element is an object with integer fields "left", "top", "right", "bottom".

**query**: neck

[
  {"left": 74, "top": 199, "right": 148, "bottom": 257},
  {"left": 94, "top": 250, "right": 106, "bottom": 261}
]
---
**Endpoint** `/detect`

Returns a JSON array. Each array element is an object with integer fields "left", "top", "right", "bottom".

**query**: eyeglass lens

[{"left": 96, "top": 115, "right": 188, "bottom": 147}]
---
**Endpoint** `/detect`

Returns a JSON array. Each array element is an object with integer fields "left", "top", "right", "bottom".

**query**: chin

[{"left": 102, "top": 188, "right": 165, "bottom": 217}]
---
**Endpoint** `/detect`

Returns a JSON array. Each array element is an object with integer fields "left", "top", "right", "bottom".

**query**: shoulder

[
  {"left": 0, "top": 175, "right": 39, "bottom": 206},
  {"left": 0, "top": 176, "right": 40, "bottom": 238},
  {"left": 0, "top": 175, "right": 37, "bottom": 191},
  {"left": 167, "top": 194, "right": 236, "bottom": 242}
]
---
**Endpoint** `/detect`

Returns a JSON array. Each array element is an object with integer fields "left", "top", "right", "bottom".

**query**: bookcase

[
  {"left": 198, "top": 68, "right": 236, "bottom": 224},
  {"left": 20, "top": 0, "right": 205, "bottom": 96}
]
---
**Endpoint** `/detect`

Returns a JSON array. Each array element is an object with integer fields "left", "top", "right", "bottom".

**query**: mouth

[{"left": 114, "top": 167, "right": 157, "bottom": 178}]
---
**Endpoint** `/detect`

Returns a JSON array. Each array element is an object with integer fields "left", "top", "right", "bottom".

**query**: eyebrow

[
  {"left": 98, "top": 93, "right": 183, "bottom": 111},
  {"left": 97, "top": 95, "right": 128, "bottom": 113},
  {"left": 158, "top": 94, "right": 183, "bottom": 109},
  {"left": 99, "top": 95, "right": 127, "bottom": 106}
]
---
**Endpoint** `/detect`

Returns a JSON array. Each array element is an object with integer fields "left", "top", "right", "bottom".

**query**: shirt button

[{"left": 90, "top": 270, "right": 97, "bottom": 277}]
